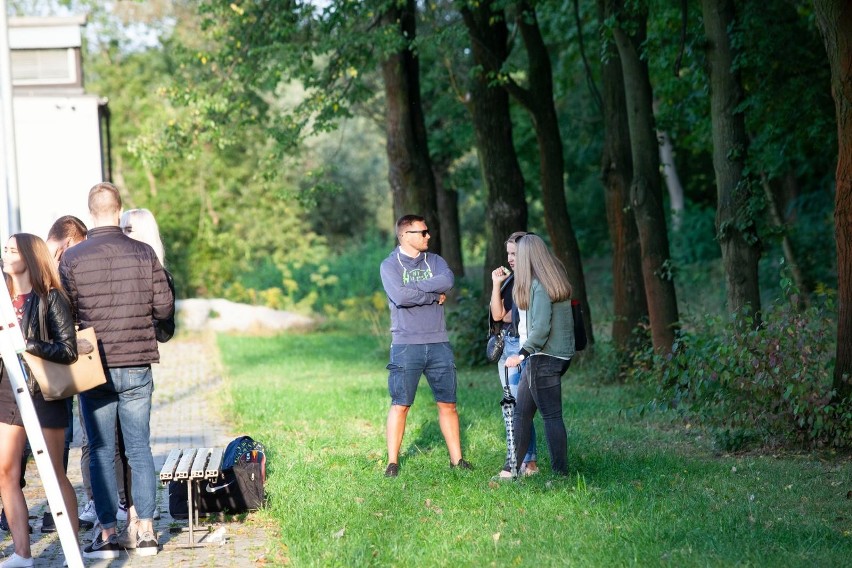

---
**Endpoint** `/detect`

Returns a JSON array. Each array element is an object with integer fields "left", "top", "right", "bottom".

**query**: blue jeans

[
  {"left": 504, "top": 354, "right": 571, "bottom": 475},
  {"left": 80, "top": 366, "right": 156, "bottom": 527},
  {"left": 387, "top": 342, "right": 457, "bottom": 406},
  {"left": 497, "top": 336, "right": 536, "bottom": 464}
]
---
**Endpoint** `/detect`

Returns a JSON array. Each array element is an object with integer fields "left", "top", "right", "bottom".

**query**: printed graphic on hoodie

[{"left": 399, "top": 253, "right": 434, "bottom": 285}]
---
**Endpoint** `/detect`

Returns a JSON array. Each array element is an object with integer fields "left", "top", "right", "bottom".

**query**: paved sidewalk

[{"left": 0, "top": 332, "right": 269, "bottom": 567}]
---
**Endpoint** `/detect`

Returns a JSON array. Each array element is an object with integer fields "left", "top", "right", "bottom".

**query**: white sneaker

[
  {"left": 87, "top": 520, "right": 101, "bottom": 544},
  {"left": 136, "top": 529, "right": 158, "bottom": 556},
  {"left": 116, "top": 501, "right": 128, "bottom": 522},
  {"left": 78, "top": 499, "right": 97, "bottom": 528},
  {"left": 0, "top": 553, "right": 34, "bottom": 567}
]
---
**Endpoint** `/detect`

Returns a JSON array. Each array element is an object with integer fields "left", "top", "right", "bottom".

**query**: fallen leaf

[
  {"left": 492, "top": 533, "right": 500, "bottom": 543},
  {"left": 333, "top": 528, "right": 345, "bottom": 539}
]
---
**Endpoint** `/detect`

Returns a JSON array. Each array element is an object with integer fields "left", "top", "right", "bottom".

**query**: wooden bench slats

[
  {"left": 159, "top": 448, "right": 183, "bottom": 482},
  {"left": 175, "top": 449, "right": 198, "bottom": 480},
  {"left": 190, "top": 447, "right": 211, "bottom": 479},
  {"left": 205, "top": 447, "right": 224, "bottom": 480},
  {"left": 160, "top": 447, "right": 225, "bottom": 485}
]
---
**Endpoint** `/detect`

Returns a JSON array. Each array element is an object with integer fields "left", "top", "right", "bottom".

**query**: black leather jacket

[
  {"left": 22, "top": 289, "right": 78, "bottom": 364},
  {"left": 1, "top": 289, "right": 77, "bottom": 383}
]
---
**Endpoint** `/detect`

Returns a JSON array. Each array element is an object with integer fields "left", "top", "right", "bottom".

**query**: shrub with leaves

[
  {"left": 446, "top": 285, "right": 489, "bottom": 367},
  {"left": 633, "top": 278, "right": 851, "bottom": 450}
]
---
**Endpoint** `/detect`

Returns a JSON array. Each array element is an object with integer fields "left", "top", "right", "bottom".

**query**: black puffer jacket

[{"left": 59, "top": 226, "right": 174, "bottom": 367}]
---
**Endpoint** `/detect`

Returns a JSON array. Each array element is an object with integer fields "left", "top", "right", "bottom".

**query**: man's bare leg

[
  {"left": 436, "top": 402, "right": 462, "bottom": 464},
  {"left": 386, "top": 404, "right": 410, "bottom": 465}
]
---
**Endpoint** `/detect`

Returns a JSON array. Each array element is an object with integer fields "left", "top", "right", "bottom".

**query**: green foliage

[
  {"left": 632, "top": 281, "right": 850, "bottom": 450},
  {"left": 220, "top": 231, "right": 394, "bottom": 317},
  {"left": 669, "top": 201, "right": 721, "bottom": 266},
  {"left": 446, "top": 283, "right": 489, "bottom": 367}
]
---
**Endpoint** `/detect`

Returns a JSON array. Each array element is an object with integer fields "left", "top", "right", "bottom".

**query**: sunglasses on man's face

[{"left": 405, "top": 230, "right": 430, "bottom": 237}]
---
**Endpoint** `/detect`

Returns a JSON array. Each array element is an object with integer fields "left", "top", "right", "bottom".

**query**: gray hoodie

[{"left": 380, "top": 247, "right": 454, "bottom": 344}]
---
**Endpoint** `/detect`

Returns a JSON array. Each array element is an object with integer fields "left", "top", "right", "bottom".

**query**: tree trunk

[
  {"left": 702, "top": 0, "right": 762, "bottom": 324},
  {"left": 461, "top": 1, "right": 528, "bottom": 291},
  {"left": 657, "top": 129, "right": 685, "bottom": 231},
  {"left": 509, "top": 2, "right": 594, "bottom": 346},
  {"left": 381, "top": 0, "right": 442, "bottom": 253},
  {"left": 598, "top": 0, "right": 648, "bottom": 353},
  {"left": 611, "top": 0, "right": 680, "bottom": 353},
  {"left": 814, "top": 0, "right": 852, "bottom": 400},
  {"left": 760, "top": 172, "right": 809, "bottom": 301},
  {"left": 433, "top": 160, "right": 464, "bottom": 278}
]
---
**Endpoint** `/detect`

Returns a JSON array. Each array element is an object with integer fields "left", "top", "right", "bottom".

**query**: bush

[
  {"left": 632, "top": 278, "right": 851, "bottom": 450},
  {"left": 446, "top": 284, "right": 489, "bottom": 367}
]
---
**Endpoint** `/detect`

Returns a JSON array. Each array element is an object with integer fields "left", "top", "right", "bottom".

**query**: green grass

[{"left": 217, "top": 331, "right": 852, "bottom": 567}]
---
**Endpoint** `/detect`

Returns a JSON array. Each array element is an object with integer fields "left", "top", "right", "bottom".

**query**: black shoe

[
  {"left": 82, "top": 533, "right": 121, "bottom": 560},
  {"left": 0, "top": 509, "right": 31, "bottom": 533},
  {"left": 384, "top": 463, "right": 399, "bottom": 477},
  {"left": 41, "top": 512, "right": 56, "bottom": 533},
  {"left": 450, "top": 458, "right": 473, "bottom": 470}
]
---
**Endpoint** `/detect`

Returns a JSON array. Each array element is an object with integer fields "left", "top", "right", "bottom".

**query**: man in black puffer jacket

[{"left": 59, "top": 182, "right": 173, "bottom": 560}]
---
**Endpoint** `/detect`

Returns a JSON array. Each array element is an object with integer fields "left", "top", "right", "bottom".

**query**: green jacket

[{"left": 522, "top": 279, "right": 575, "bottom": 359}]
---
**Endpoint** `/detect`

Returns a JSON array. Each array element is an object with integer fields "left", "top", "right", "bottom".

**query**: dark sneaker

[
  {"left": 82, "top": 533, "right": 121, "bottom": 559},
  {"left": 135, "top": 530, "right": 159, "bottom": 556},
  {"left": 41, "top": 512, "right": 56, "bottom": 533},
  {"left": 0, "top": 508, "right": 32, "bottom": 534},
  {"left": 384, "top": 463, "right": 399, "bottom": 477},
  {"left": 450, "top": 458, "right": 473, "bottom": 470}
]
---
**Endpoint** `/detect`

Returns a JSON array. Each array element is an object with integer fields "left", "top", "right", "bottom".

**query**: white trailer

[{"left": 1, "top": 14, "right": 109, "bottom": 241}]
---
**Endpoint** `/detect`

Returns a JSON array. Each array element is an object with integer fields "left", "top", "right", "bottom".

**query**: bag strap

[{"left": 37, "top": 294, "right": 49, "bottom": 342}]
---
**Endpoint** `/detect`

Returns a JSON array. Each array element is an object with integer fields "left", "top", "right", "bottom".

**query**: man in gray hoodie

[{"left": 379, "top": 215, "right": 472, "bottom": 477}]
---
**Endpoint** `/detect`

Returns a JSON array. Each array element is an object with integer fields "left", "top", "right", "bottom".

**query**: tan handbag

[{"left": 21, "top": 297, "right": 106, "bottom": 401}]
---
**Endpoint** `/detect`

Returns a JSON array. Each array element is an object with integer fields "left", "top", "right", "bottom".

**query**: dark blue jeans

[
  {"left": 504, "top": 354, "right": 571, "bottom": 475},
  {"left": 81, "top": 366, "right": 156, "bottom": 527}
]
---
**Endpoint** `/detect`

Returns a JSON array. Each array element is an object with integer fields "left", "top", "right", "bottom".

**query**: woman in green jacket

[{"left": 495, "top": 234, "right": 575, "bottom": 479}]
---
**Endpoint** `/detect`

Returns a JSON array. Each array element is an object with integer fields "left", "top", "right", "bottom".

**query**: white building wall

[{"left": 13, "top": 94, "right": 102, "bottom": 238}]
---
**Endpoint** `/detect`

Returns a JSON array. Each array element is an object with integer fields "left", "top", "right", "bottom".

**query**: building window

[{"left": 11, "top": 48, "right": 76, "bottom": 86}]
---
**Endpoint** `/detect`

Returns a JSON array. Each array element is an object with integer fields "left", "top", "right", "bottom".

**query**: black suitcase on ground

[{"left": 169, "top": 462, "right": 265, "bottom": 519}]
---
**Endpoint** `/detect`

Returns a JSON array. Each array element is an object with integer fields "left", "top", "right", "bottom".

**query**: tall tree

[
  {"left": 701, "top": 0, "right": 762, "bottom": 323},
  {"left": 609, "top": 0, "right": 680, "bottom": 353},
  {"left": 813, "top": 0, "right": 852, "bottom": 400},
  {"left": 500, "top": 0, "right": 594, "bottom": 346},
  {"left": 460, "top": 0, "right": 528, "bottom": 288},
  {"left": 598, "top": 0, "right": 648, "bottom": 353},
  {"left": 381, "top": 0, "right": 442, "bottom": 252}
]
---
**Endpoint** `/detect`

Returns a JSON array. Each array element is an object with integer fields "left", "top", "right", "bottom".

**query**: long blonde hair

[
  {"left": 120, "top": 208, "right": 166, "bottom": 266},
  {"left": 512, "top": 234, "right": 572, "bottom": 309}
]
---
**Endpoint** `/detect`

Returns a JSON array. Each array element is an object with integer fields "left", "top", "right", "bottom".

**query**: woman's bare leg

[
  {"left": 43, "top": 426, "right": 79, "bottom": 535},
  {"left": 0, "top": 422, "right": 31, "bottom": 558}
]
